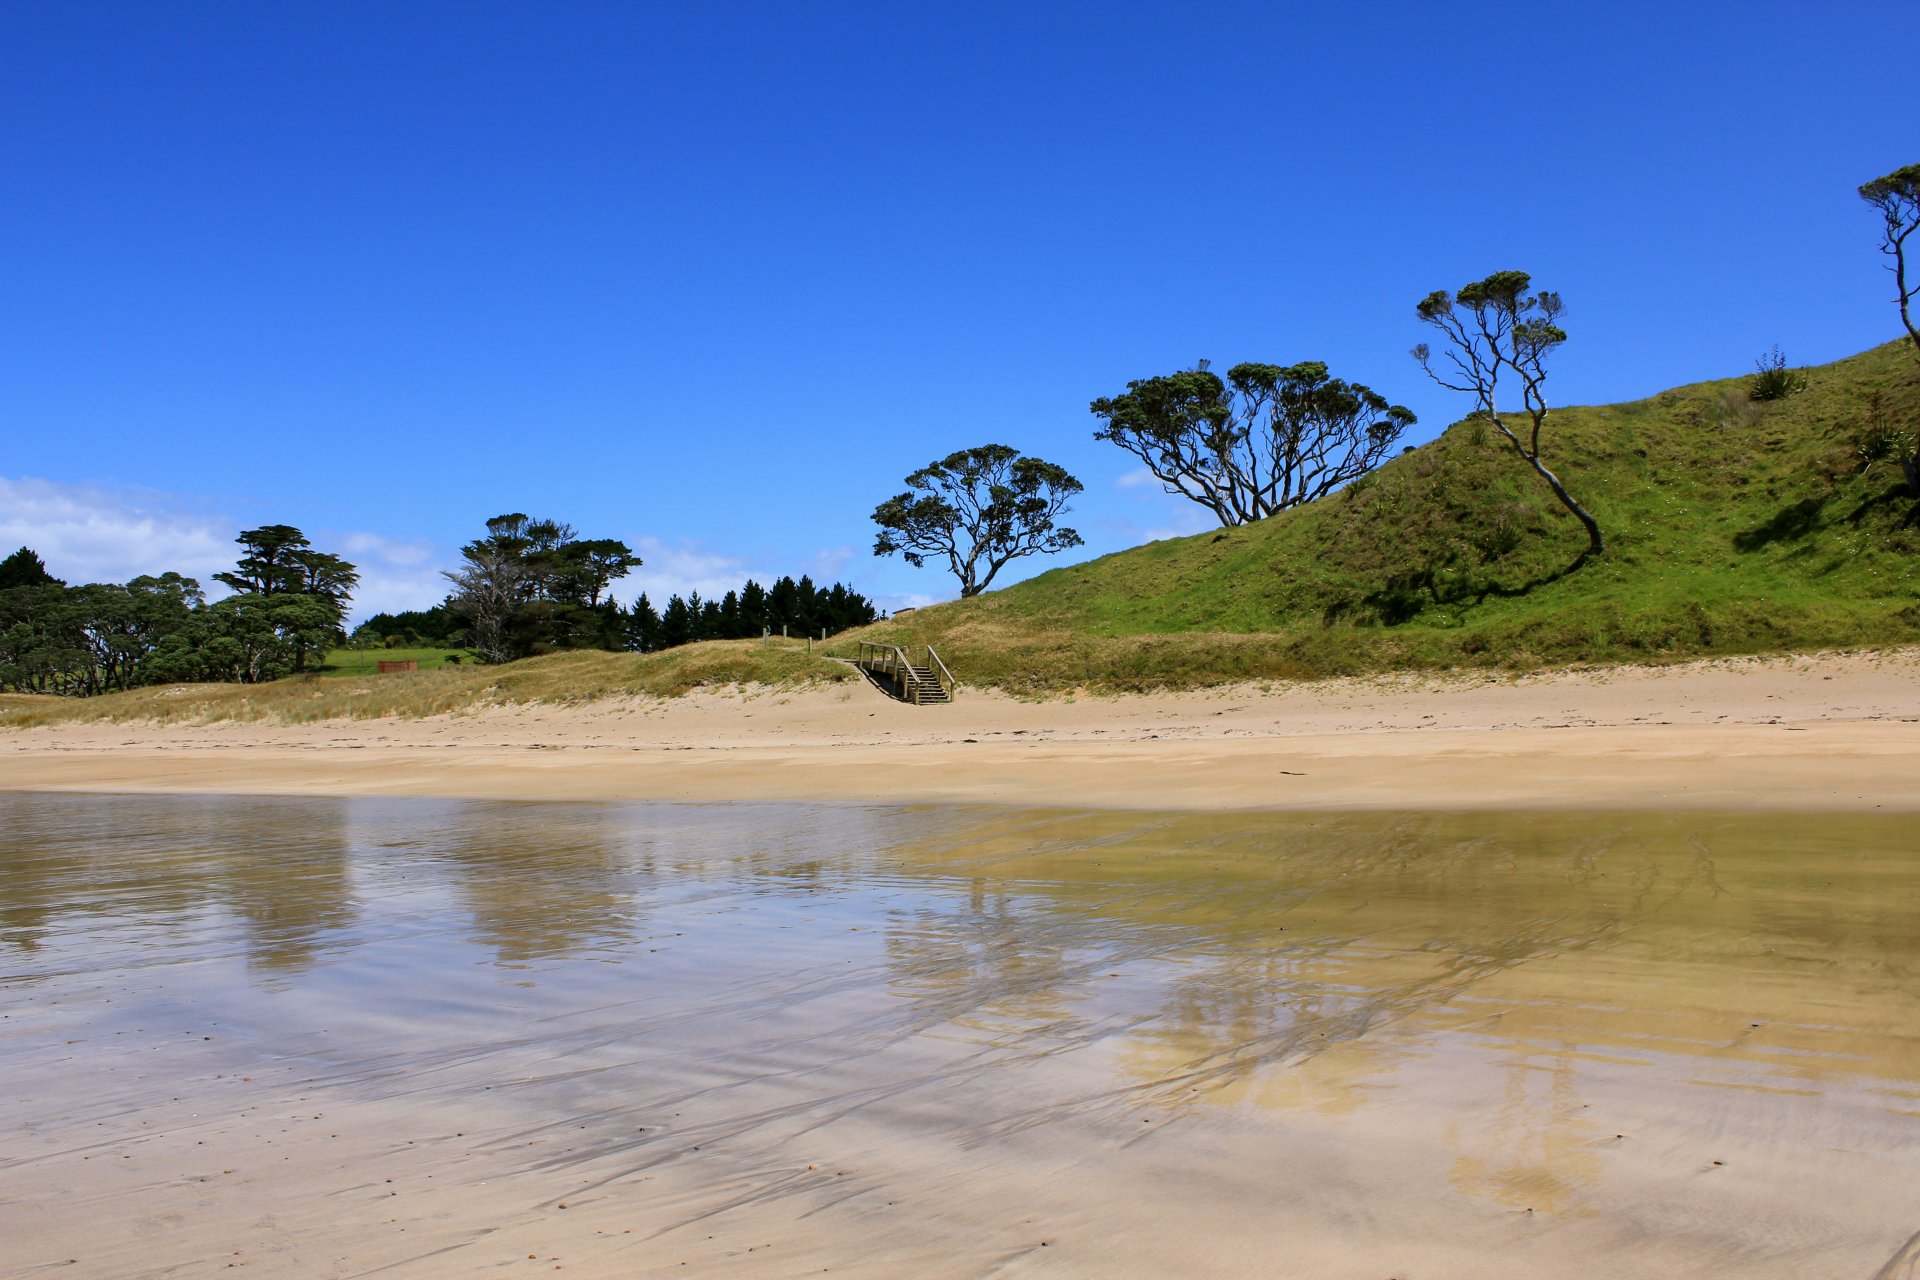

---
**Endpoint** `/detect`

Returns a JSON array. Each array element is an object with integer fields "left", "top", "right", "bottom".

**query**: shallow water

[{"left": 2, "top": 794, "right": 1918, "bottom": 1278}]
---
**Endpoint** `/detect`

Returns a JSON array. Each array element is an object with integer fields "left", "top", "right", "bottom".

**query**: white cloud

[
  {"left": 0, "top": 477, "right": 875, "bottom": 624},
  {"left": 339, "top": 531, "right": 436, "bottom": 568},
  {"left": 345, "top": 561, "right": 454, "bottom": 621},
  {"left": 1115, "top": 467, "right": 1161, "bottom": 490},
  {"left": 1140, "top": 507, "right": 1217, "bottom": 542},
  {"left": 0, "top": 475, "right": 234, "bottom": 586},
  {"left": 875, "top": 591, "right": 944, "bottom": 615},
  {"left": 809, "top": 545, "right": 855, "bottom": 581},
  {"left": 617, "top": 536, "right": 765, "bottom": 604},
  {"left": 0, "top": 475, "right": 455, "bottom": 623},
  {"left": 331, "top": 532, "right": 452, "bottom": 621},
  {"left": 614, "top": 537, "right": 870, "bottom": 605}
]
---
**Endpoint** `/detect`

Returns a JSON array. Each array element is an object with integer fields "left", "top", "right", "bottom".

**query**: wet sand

[
  {"left": 3, "top": 648, "right": 1919, "bottom": 811},
  {"left": 3, "top": 796, "right": 1919, "bottom": 1278}
]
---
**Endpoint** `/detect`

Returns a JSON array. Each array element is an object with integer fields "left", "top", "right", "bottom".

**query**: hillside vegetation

[
  {"left": 0, "top": 641, "right": 851, "bottom": 726},
  {"left": 839, "top": 339, "right": 1920, "bottom": 692},
  {"left": 7, "top": 340, "right": 1916, "bottom": 723}
]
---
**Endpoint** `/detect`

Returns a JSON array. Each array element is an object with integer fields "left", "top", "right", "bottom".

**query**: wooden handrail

[
  {"left": 856, "top": 641, "right": 954, "bottom": 705},
  {"left": 926, "top": 645, "right": 954, "bottom": 700}
]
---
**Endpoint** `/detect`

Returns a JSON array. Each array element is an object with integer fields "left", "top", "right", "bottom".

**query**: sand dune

[{"left": 4, "top": 649, "right": 1918, "bottom": 811}]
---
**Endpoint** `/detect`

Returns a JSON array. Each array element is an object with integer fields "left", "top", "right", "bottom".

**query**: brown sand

[
  {"left": 3, "top": 648, "right": 1918, "bottom": 810},
  {"left": 4, "top": 799, "right": 1919, "bottom": 1279}
]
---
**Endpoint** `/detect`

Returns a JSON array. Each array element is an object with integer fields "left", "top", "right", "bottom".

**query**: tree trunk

[{"left": 1525, "top": 454, "right": 1605, "bottom": 558}]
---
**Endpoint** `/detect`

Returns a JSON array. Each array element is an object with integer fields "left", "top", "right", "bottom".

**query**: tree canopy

[
  {"left": 1090, "top": 360, "right": 1415, "bottom": 527},
  {"left": 871, "top": 445, "right": 1083, "bottom": 597},
  {"left": 443, "top": 514, "right": 641, "bottom": 663}
]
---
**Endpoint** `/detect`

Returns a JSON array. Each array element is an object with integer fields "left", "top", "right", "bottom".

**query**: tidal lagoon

[{"left": 3, "top": 794, "right": 1917, "bottom": 1277}]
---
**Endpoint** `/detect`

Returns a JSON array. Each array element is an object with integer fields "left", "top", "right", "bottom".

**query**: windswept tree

[
  {"left": 871, "top": 445, "right": 1083, "bottom": 598},
  {"left": 444, "top": 513, "right": 640, "bottom": 662},
  {"left": 212, "top": 525, "right": 358, "bottom": 670},
  {"left": 1089, "top": 360, "right": 1415, "bottom": 528},
  {"left": 1414, "top": 271, "right": 1604, "bottom": 560},
  {"left": 1859, "top": 162, "right": 1920, "bottom": 492}
]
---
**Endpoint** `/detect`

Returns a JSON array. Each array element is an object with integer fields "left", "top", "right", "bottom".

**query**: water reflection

[{"left": 5, "top": 794, "right": 1920, "bottom": 1274}]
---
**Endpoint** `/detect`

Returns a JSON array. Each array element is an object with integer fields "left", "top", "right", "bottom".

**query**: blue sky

[{"left": 2, "top": 1, "right": 1913, "bottom": 619}]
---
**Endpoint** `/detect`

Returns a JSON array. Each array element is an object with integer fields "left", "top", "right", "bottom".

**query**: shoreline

[{"left": 4, "top": 648, "right": 1917, "bottom": 812}]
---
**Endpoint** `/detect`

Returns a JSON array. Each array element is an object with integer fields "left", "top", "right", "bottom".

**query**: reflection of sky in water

[{"left": 4, "top": 793, "right": 1920, "bottom": 1246}]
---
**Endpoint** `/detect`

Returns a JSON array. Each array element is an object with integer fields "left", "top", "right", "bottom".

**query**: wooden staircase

[{"left": 856, "top": 642, "right": 955, "bottom": 705}]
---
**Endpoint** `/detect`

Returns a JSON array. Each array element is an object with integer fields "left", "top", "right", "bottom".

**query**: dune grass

[
  {"left": 834, "top": 339, "right": 1920, "bottom": 692},
  {"left": 9, "top": 340, "right": 1918, "bottom": 720},
  {"left": 0, "top": 640, "right": 854, "bottom": 727}
]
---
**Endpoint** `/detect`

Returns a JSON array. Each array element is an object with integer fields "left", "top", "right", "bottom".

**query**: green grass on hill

[
  {"left": 319, "top": 646, "right": 475, "bottom": 677},
  {"left": 7, "top": 340, "right": 1917, "bottom": 722},
  {"left": 834, "top": 339, "right": 1920, "bottom": 692},
  {"left": 0, "top": 640, "right": 853, "bottom": 726}
]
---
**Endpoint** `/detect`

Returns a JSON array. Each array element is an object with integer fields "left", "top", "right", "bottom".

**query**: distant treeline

[
  {"left": 4, "top": 511, "right": 881, "bottom": 696},
  {"left": 0, "top": 529, "right": 356, "bottom": 695},
  {"left": 426, "top": 513, "right": 877, "bottom": 664},
  {"left": 359, "top": 574, "right": 877, "bottom": 655}
]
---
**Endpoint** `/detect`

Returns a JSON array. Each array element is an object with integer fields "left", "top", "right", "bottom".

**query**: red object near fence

[{"left": 377, "top": 660, "right": 418, "bottom": 674}]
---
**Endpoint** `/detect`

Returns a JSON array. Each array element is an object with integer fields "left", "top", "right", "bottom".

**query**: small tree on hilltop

[
  {"left": 1090, "top": 360, "right": 1415, "bottom": 528},
  {"left": 1414, "top": 270, "right": 1604, "bottom": 560},
  {"left": 1859, "top": 162, "right": 1920, "bottom": 493},
  {"left": 872, "top": 445, "right": 1083, "bottom": 597}
]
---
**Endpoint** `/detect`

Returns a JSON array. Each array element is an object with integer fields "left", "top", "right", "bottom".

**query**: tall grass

[{"left": 0, "top": 640, "right": 854, "bottom": 727}]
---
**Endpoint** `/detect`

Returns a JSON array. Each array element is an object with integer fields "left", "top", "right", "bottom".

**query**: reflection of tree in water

[
  {"left": 876, "top": 808, "right": 1671, "bottom": 1132},
  {"left": 0, "top": 794, "right": 361, "bottom": 973},
  {"left": 436, "top": 807, "right": 640, "bottom": 964},
  {"left": 884, "top": 877, "right": 1086, "bottom": 1037},
  {"left": 208, "top": 799, "right": 358, "bottom": 973},
  {"left": 1447, "top": 1052, "right": 1603, "bottom": 1216}
]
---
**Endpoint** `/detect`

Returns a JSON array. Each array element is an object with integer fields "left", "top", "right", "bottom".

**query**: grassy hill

[
  {"left": 836, "top": 339, "right": 1920, "bottom": 692},
  {"left": 6, "top": 339, "right": 1916, "bottom": 725}
]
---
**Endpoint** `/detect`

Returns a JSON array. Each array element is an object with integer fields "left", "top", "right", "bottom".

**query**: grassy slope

[
  {"left": 7, "top": 341, "right": 1916, "bottom": 723},
  {"left": 0, "top": 640, "right": 853, "bottom": 726},
  {"left": 838, "top": 339, "right": 1920, "bottom": 691},
  {"left": 318, "top": 646, "right": 474, "bottom": 677}
]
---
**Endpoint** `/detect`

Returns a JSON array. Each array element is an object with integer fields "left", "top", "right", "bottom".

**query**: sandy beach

[
  {"left": 5, "top": 795, "right": 1920, "bottom": 1279},
  {"left": 4, "top": 648, "right": 1918, "bottom": 811},
  {"left": 8, "top": 657, "right": 1920, "bottom": 1278}
]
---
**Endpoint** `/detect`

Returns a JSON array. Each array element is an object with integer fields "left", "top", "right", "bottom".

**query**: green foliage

[
  {"left": 0, "top": 547, "right": 61, "bottom": 590},
  {"left": 623, "top": 576, "right": 877, "bottom": 653},
  {"left": 443, "top": 514, "right": 638, "bottom": 663},
  {"left": 209, "top": 525, "right": 358, "bottom": 671},
  {"left": 1855, "top": 392, "right": 1916, "bottom": 470},
  {"left": 1090, "top": 360, "right": 1413, "bottom": 527},
  {"left": 352, "top": 604, "right": 462, "bottom": 648},
  {"left": 835, "top": 339, "right": 1920, "bottom": 692},
  {"left": 872, "top": 445, "right": 1083, "bottom": 597},
  {"left": 1749, "top": 346, "right": 1805, "bottom": 402}
]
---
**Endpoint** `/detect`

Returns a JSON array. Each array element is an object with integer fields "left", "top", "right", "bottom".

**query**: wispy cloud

[
  {"left": 0, "top": 475, "right": 233, "bottom": 585},
  {"left": 0, "top": 476, "right": 877, "bottom": 624},
  {"left": 617, "top": 536, "right": 765, "bottom": 603},
  {"left": 0, "top": 475, "right": 455, "bottom": 622}
]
